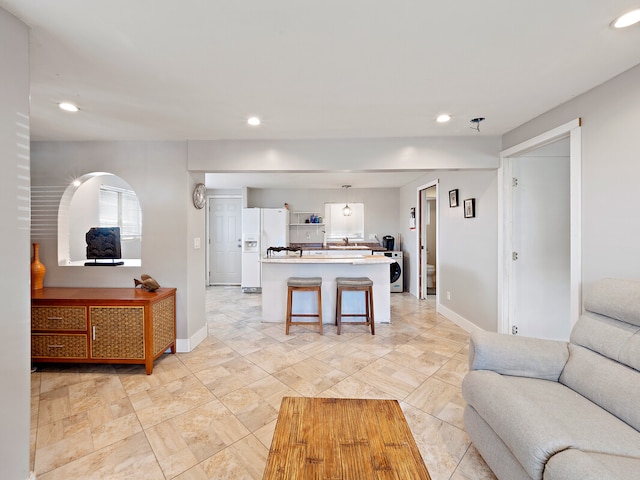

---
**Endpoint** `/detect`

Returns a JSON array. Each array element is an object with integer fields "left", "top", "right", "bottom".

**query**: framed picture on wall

[
  {"left": 449, "top": 189, "right": 459, "bottom": 208},
  {"left": 464, "top": 198, "right": 476, "bottom": 218}
]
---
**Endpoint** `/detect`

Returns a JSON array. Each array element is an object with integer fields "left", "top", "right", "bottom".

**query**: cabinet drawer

[
  {"left": 32, "top": 306, "right": 86, "bottom": 331},
  {"left": 32, "top": 334, "right": 88, "bottom": 358}
]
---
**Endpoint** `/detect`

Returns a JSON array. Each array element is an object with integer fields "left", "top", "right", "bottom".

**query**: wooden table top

[
  {"left": 263, "top": 397, "right": 431, "bottom": 479},
  {"left": 31, "top": 287, "right": 176, "bottom": 304}
]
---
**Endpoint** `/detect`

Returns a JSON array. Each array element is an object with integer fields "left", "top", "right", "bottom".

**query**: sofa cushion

[
  {"left": 559, "top": 344, "right": 640, "bottom": 431},
  {"left": 544, "top": 449, "right": 640, "bottom": 480},
  {"left": 463, "top": 372, "right": 572, "bottom": 479},
  {"left": 584, "top": 278, "right": 640, "bottom": 327},
  {"left": 469, "top": 330, "right": 568, "bottom": 381},
  {"left": 464, "top": 405, "right": 532, "bottom": 480},
  {"left": 463, "top": 371, "right": 640, "bottom": 479},
  {"left": 571, "top": 311, "right": 640, "bottom": 371}
]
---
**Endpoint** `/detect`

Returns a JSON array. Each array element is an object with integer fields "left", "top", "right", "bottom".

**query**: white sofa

[{"left": 462, "top": 278, "right": 640, "bottom": 480}]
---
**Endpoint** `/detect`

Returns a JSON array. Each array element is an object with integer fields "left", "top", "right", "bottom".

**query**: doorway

[
  {"left": 208, "top": 196, "right": 242, "bottom": 285},
  {"left": 417, "top": 180, "right": 438, "bottom": 300},
  {"left": 510, "top": 139, "right": 571, "bottom": 340},
  {"left": 499, "top": 119, "right": 582, "bottom": 339}
]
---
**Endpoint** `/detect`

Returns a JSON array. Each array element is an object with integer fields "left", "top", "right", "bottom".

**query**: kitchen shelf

[{"left": 289, "top": 211, "right": 324, "bottom": 226}]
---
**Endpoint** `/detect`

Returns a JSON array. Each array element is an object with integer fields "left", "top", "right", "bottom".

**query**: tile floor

[{"left": 30, "top": 287, "right": 496, "bottom": 480}]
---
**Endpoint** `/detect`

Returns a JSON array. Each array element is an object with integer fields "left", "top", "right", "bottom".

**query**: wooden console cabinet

[{"left": 31, "top": 287, "right": 176, "bottom": 374}]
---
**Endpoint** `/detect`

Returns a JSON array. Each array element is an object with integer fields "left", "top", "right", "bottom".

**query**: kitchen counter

[
  {"left": 289, "top": 242, "right": 388, "bottom": 252},
  {"left": 261, "top": 255, "right": 393, "bottom": 264},
  {"left": 261, "top": 254, "right": 393, "bottom": 325}
]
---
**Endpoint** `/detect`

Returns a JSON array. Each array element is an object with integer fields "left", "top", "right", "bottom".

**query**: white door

[
  {"left": 209, "top": 197, "right": 242, "bottom": 285},
  {"left": 510, "top": 139, "right": 571, "bottom": 340}
]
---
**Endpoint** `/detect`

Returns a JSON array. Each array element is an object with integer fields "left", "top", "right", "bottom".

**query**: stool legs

[
  {"left": 335, "top": 284, "right": 374, "bottom": 335},
  {"left": 286, "top": 285, "right": 323, "bottom": 335}
]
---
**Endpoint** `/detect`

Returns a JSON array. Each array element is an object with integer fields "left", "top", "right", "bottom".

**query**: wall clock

[{"left": 192, "top": 183, "right": 206, "bottom": 209}]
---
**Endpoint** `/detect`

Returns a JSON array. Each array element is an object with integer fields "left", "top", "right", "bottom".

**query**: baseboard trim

[
  {"left": 436, "top": 303, "right": 485, "bottom": 335},
  {"left": 176, "top": 324, "right": 207, "bottom": 353}
]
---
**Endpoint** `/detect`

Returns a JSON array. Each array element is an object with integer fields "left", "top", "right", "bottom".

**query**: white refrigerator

[{"left": 241, "top": 207, "right": 289, "bottom": 292}]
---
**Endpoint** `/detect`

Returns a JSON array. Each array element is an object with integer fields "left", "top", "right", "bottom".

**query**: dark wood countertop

[{"left": 289, "top": 243, "right": 388, "bottom": 252}]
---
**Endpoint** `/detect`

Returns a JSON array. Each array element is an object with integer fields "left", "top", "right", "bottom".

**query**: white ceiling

[{"left": 3, "top": 1, "right": 639, "bottom": 188}]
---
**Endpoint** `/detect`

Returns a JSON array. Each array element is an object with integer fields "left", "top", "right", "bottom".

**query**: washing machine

[
  {"left": 388, "top": 251, "right": 403, "bottom": 292},
  {"left": 374, "top": 251, "right": 403, "bottom": 292}
]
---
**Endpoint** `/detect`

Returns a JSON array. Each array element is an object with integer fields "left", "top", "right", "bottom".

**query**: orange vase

[{"left": 31, "top": 242, "right": 46, "bottom": 290}]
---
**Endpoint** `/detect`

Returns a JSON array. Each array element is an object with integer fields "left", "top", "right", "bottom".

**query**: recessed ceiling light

[
  {"left": 59, "top": 102, "right": 79, "bottom": 112},
  {"left": 247, "top": 116, "right": 261, "bottom": 126},
  {"left": 436, "top": 114, "right": 451, "bottom": 123},
  {"left": 612, "top": 9, "right": 640, "bottom": 28}
]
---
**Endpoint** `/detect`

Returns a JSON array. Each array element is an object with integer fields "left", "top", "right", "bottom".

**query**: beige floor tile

[
  {"left": 243, "top": 375, "right": 300, "bottom": 410},
  {"left": 194, "top": 357, "right": 270, "bottom": 397},
  {"left": 219, "top": 387, "right": 280, "bottom": 432},
  {"left": 450, "top": 445, "right": 498, "bottom": 480},
  {"left": 31, "top": 288, "right": 496, "bottom": 480},
  {"left": 273, "top": 357, "right": 349, "bottom": 396},
  {"left": 244, "top": 343, "right": 310, "bottom": 374},
  {"left": 132, "top": 375, "right": 216, "bottom": 428},
  {"left": 170, "top": 399, "right": 251, "bottom": 462},
  {"left": 222, "top": 330, "right": 278, "bottom": 356},
  {"left": 313, "top": 343, "right": 381, "bottom": 375},
  {"left": 91, "top": 412, "right": 142, "bottom": 450},
  {"left": 172, "top": 463, "right": 210, "bottom": 480},
  {"left": 383, "top": 348, "right": 449, "bottom": 376},
  {"left": 37, "top": 387, "right": 71, "bottom": 426},
  {"left": 351, "top": 357, "right": 430, "bottom": 399},
  {"left": 34, "top": 423, "right": 94, "bottom": 474},
  {"left": 320, "top": 376, "right": 397, "bottom": 400},
  {"left": 433, "top": 355, "right": 469, "bottom": 388},
  {"left": 38, "top": 431, "right": 164, "bottom": 480},
  {"left": 401, "top": 402, "right": 470, "bottom": 480},
  {"left": 200, "top": 447, "right": 256, "bottom": 480},
  {"left": 253, "top": 418, "right": 277, "bottom": 449},
  {"left": 39, "top": 370, "right": 82, "bottom": 394},
  {"left": 405, "top": 377, "right": 461, "bottom": 417}
]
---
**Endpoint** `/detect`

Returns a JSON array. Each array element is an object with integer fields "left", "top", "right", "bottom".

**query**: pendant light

[{"left": 342, "top": 185, "right": 352, "bottom": 216}]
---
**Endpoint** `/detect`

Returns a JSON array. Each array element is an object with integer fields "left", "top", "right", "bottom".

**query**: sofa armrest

[{"left": 469, "top": 331, "right": 569, "bottom": 381}]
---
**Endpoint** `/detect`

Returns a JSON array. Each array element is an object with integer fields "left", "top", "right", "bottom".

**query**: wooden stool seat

[
  {"left": 286, "top": 277, "right": 323, "bottom": 335},
  {"left": 335, "top": 277, "right": 375, "bottom": 335}
]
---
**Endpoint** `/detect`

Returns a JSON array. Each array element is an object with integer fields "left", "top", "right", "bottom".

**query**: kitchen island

[{"left": 261, "top": 254, "right": 393, "bottom": 325}]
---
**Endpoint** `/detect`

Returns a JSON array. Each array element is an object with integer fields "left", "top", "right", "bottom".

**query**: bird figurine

[{"left": 134, "top": 274, "right": 160, "bottom": 292}]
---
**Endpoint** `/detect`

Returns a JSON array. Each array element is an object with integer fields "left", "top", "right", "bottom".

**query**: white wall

[
  {"left": 30, "top": 141, "right": 206, "bottom": 345},
  {"left": 0, "top": 8, "right": 31, "bottom": 479},
  {"left": 401, "top": 170, "right": 499, "bottom": 332},
  {"left": 195, "top": 136, "right": 502, "bottom": 332},
  {"left": 188, "top": 136, "right": 499, "bottom": 171},
  {"left": 247, "top": 187, "right": 400, "bottom": 245},
  {"left": 503, "top": 63, "right": 640, "bottom": 292}
]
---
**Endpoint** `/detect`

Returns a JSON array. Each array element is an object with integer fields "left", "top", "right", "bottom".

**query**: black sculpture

[{"left": 85, "top": 227, "right": 125, "bottom": 266}]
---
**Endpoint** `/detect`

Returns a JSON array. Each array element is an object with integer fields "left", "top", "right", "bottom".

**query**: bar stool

[
  {"left": 286, "top": 277, "right": 323, "bottom": 335},
  {"left": 335, "top": 277, "right": 374, "bottom": 335}
]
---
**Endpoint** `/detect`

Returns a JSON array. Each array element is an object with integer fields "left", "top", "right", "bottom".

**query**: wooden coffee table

[{"left": 263, "top": 397, "right": 431, "bottom": 479}]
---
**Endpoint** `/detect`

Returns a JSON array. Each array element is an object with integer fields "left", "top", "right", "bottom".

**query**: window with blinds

[{"left": 99, "top": 186, "right": 142, "bottom": 238}]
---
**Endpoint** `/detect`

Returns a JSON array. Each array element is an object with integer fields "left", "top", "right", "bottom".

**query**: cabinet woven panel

[
  {"left": 90, "top": 307, "right": 145, "bottom": 359},
  {"left": 32, "top": 306, "right": 86, "bottom": 331},
  {"left": 153, "top": 296, "right": 175, "bottom": 356},
  {"left": 32, "top": 334, "right": 88, "bottom": 358}
]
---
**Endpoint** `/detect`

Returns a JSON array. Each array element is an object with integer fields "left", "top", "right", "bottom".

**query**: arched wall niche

[{"left": 57, "top": 172, "right": 142, "bottom": 266}]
